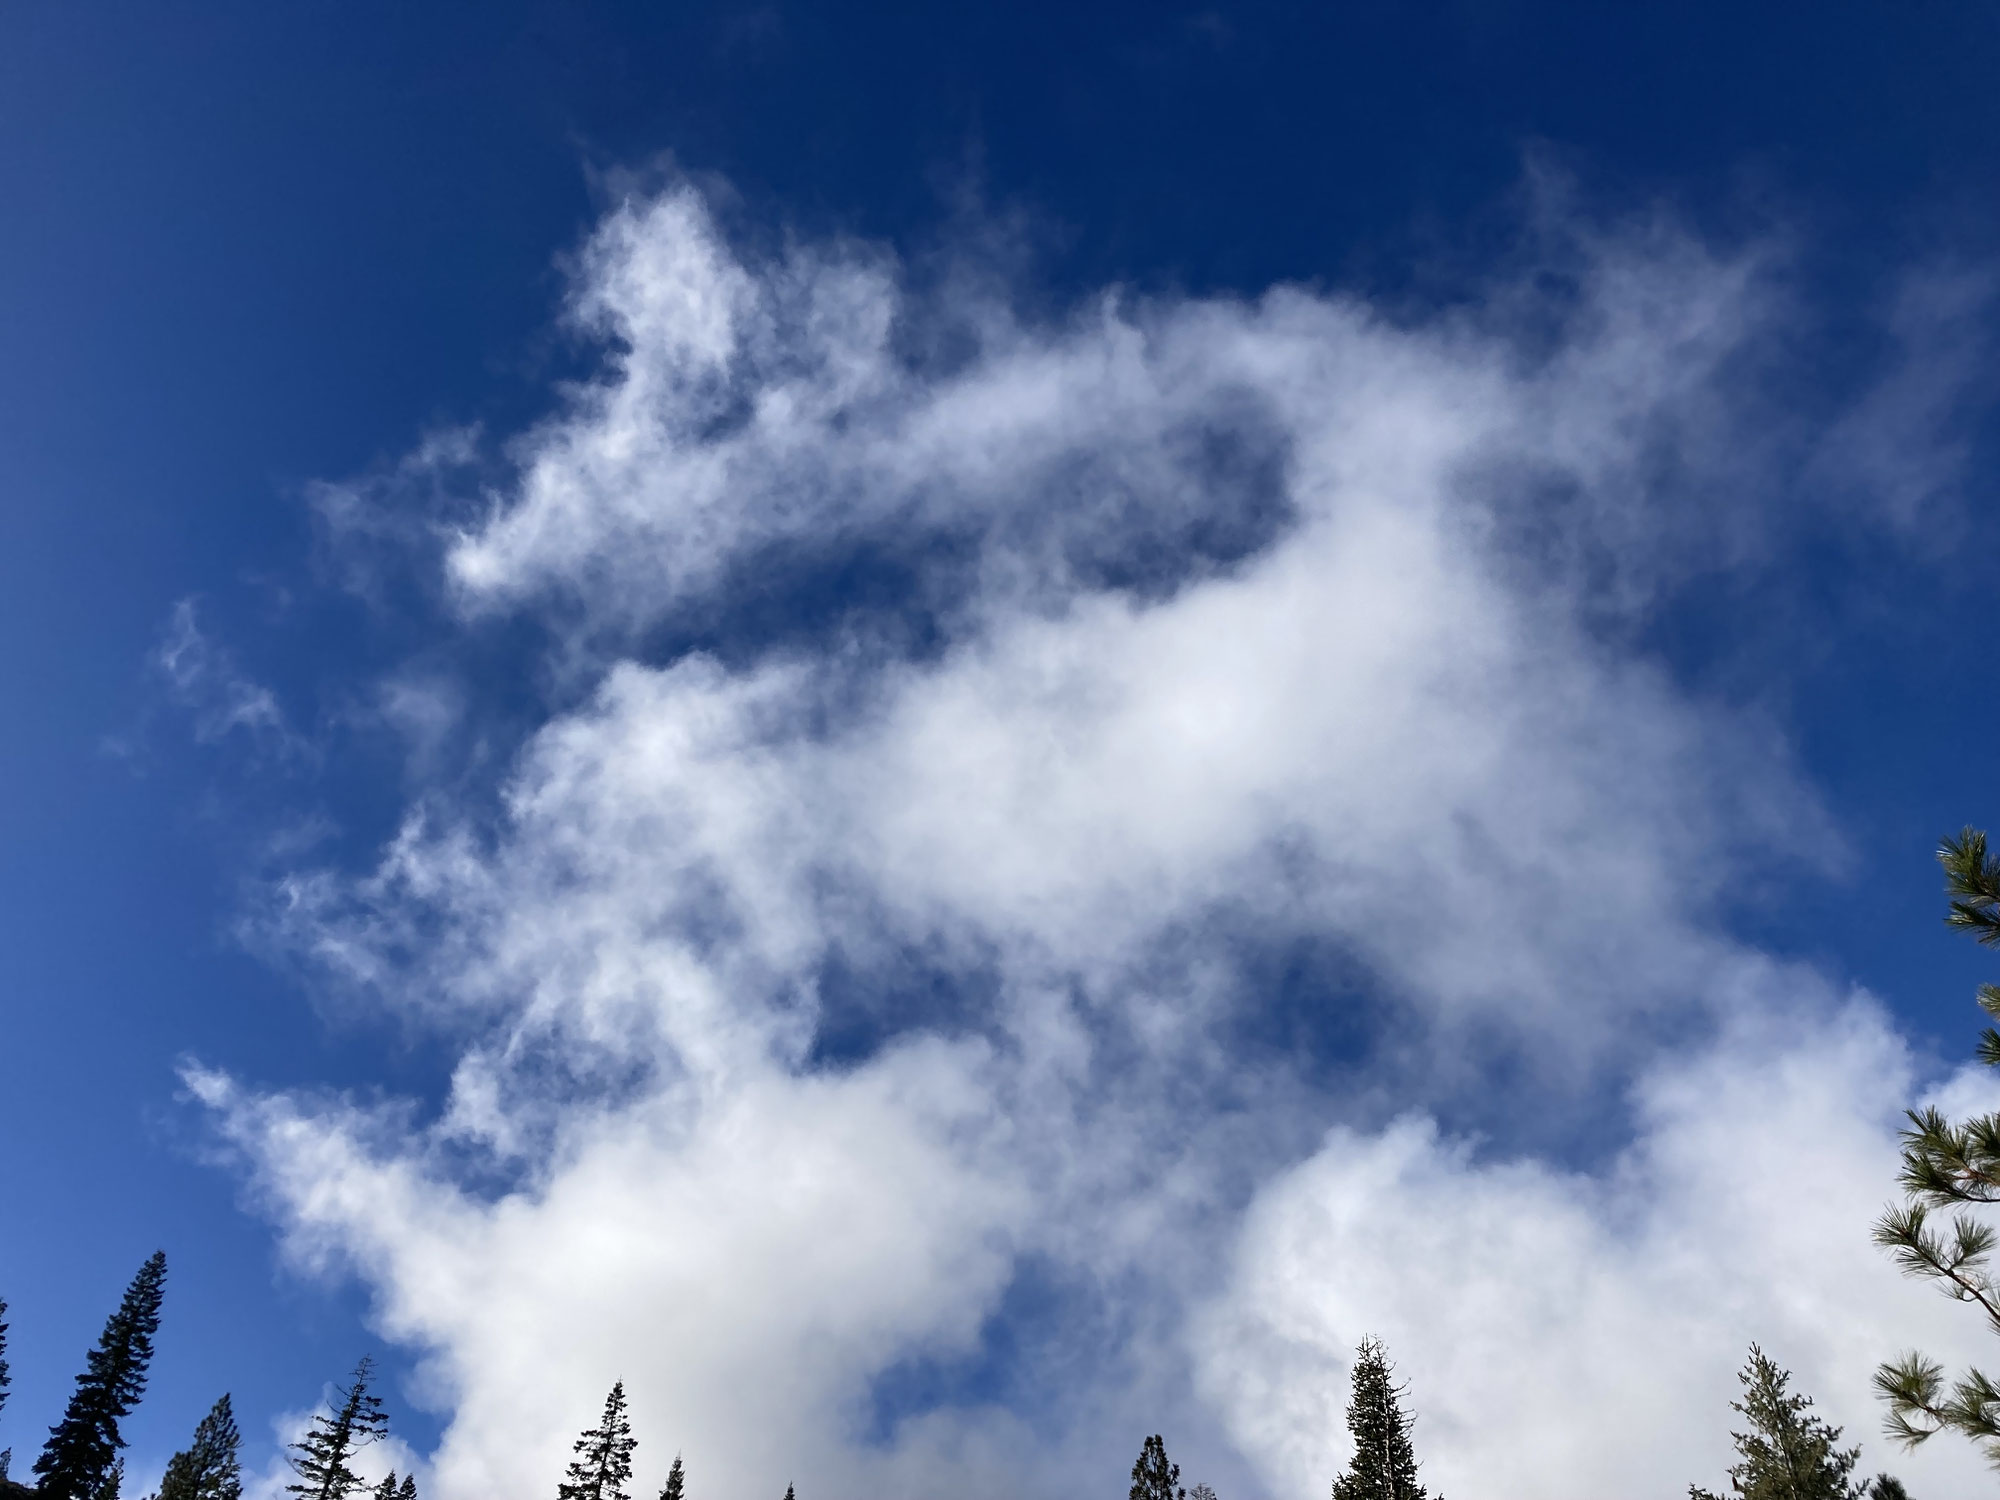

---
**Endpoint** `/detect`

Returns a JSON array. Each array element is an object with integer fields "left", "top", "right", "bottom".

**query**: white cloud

[
  {"left": 197, "top": 181, "right": 2000, "bottom": 1499},
  {"left": 156, "top": 599, "right": 304, "bottom": 762}
]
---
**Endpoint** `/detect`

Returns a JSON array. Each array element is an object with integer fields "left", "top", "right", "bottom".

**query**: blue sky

[{"left": 4, "top": 3, "right": 2000, "bottom": 1497}]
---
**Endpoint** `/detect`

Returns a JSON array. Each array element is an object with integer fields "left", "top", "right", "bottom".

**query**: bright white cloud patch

[{"left": 202, "top": 183, "right": 1999, "bottom": 1497}]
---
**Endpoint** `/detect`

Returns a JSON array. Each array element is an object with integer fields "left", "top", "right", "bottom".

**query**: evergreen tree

[
  {"left": 1129, "top": 1436, "right": 1183, "bottom": 1500},
  {"left": 285, "top": 1360, "right": 389, "bottom": 1500},
  {"left": 33, "top": 1252, "right": 168, "bottom": 1500},
  {"left": 90, "top": 1460, "right": 124, "bottom": 1500},
  {"left": 2, "top": 1292, "right": 11, "bottom": 1486},
  {"left": 557, "top": 1384, "right": 636, "bottom": 1500},
  {"left": 157, "top": 1395, "right": 243, "bottom": 1500},
  {"left": 1189, "top": 1486, "right": 1218, "bottom": 1500},
  {"left": 395, "top": 1478, "right": 415, "bottom": 1500},
  {"left": 1873, "top": 829, "right": 2000, "bottom": 1462},
  {"left": 780, "top": 1487, "right": 794, "bottom": 1500},
  {"left": 1865, "top": 1479, "right": 1910, "bottom": 1500},
  {"left": 656, "top": 1456, "right": 683, "bottom": 1500},
  {"left": 1688, "top": 1346, "right": 1864, "bottom": 1500},
  {"left": 1330, "top": 1338, "right": 1427, "bottom": 1500}
]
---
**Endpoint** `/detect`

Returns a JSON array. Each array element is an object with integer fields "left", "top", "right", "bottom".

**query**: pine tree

[
  {"left": 1188, "top": 1486, "right": 1218, "bottom": 1500},
  {"left": 90, "top": 1460, "right": 124, "bottom": 1500},
  {"left": 657, "top": 1456, "right": 684, "bottom": 1500},
  {"left": 1129, "top": 1436, "right": 1184, "bottom": 1500},
  {"left": 557, "top": 1384, "right": 636, "bottom": 1500},
  {"left": 1330, "top": 1338, "right": 1427, "bottom": 1500},
  {"left": 395, "top": 1477, "right": 415, "bottom": 1500},
  {"left": 34, "top": 1252, "right": 168, "bottom": 1500},
  {"left": 1873, "top": 829, "right": 2000, "bottom": 1462},
  {"left": 369, "top": 1475, "right": 398, "bottom": 1500},
  {"left": 1688, "top": 1346, "right": 1865, "bottom": 1500},
  {"left": 779, "top": 1488, "right": 794, "bottom": 1500},
  {"left": 285, "top": 1360, "right": 390, "bottom": 1500},
  {"left": 157, "top": 1395, "right": 243, "bottom": 1500}
]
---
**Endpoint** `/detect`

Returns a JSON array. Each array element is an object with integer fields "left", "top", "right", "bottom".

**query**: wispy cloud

[
  {"left": 193, "top": 181, "right": 2000, "bottom": 1498},
  {"left": 155, "top": 598, "right": 308, "bottom": 764}
]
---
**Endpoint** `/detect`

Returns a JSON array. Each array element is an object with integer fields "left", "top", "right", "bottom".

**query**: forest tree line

[{"left": 5, "top": 832, "right": 2000, "bottom": 1500}]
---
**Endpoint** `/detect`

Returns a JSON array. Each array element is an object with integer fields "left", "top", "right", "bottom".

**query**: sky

[{"left": 4, "top": 2, "right": 2000, "bottom": 1497}]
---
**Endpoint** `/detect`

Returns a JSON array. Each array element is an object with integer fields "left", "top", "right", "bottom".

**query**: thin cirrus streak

[{"left": 192, "top": 180, "right": 2000, "bottom": 1499}]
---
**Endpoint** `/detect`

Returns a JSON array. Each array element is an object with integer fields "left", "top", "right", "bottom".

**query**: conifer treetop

[
  {"left": 34, "top": 1251, "right": 169, "bottom": 1500},
  {"left": 1330, "top": 1337, "right": 1428, "bottom": 1500},
  {"left": 285, "top": 1358, "right": 390, "bottom": 1500},
  {"left": 1130, "top": 1435, "right": 1184, "bottom": 1500},
  {"left": 657, "top": 1455, "right": 683, "bottom": 1500},
  {"left": 557, "top": 1384, "right": 637, "bottom": 1500},
  {"left": 156, "top": 1394, "right": 243, "bottom": 1500},
  {"left": 1687, "top": 1345, "right": 1863, "bottom": 1500}
]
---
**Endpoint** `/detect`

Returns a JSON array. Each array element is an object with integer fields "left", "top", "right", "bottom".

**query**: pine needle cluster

[{"left": 1871, "top": 828, "right": 2000, "bottom": 1464}]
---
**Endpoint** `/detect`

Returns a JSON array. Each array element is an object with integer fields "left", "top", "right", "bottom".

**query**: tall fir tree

[
  {"left": 157, "top": 1395, "right": 243, "bottom": 1500},
  {"left": 780, "top": 1488, "right": 794, "bottom": 1500},
  {"left": 2, "top": 1293, "right": 11, "bottom": 1486},
  {"left": 557, "top": 1385, "right": 636, "bottom": 1500},
  {"left": 1688, "top": 1345, "right": 1869, "bottom": 1500},
  {"left": 33, "top": 1252, "right": 168, "bottom": 1500},
  {"left": 285, "top": 1360, "right": 389, "bottom": 1500},
  {"left": 1129, "top": 1436, "right": 1184, "bottom": 1500},
  {"left": 1330, "top": 1338, "right": 1427, "bottom": 1500},
  {"left": 656, "top": 1456, "right": 683, "bottom": 1500}
]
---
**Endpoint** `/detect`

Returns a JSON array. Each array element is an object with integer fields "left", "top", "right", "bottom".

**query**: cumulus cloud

[{"left": 196, "top": 180, "right": 2000, "bottom": 1499}]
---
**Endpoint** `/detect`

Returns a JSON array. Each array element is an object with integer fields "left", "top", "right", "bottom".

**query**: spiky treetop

[
  {"left": 1, "top": 1294, "right": 11, "bottom": 1422},
  {"left": 34, "top": 1252, "right": 168, "bottom": 1500},
  {"left": 657, "top": 1455, "right": 684, "bottom": 1500},
  {"left": 285, "top": 1359, "right": 390, "bottom": 1500},
  {"left": 780, "top": 1487, "right": 795, "bottom": 1500},
  {"left": 558, "top": 1384, "right": 637, "bottom": 1500},
  {"left": 157, "top": 1395, "right": 243, "bottom": 1500},
  {"left": 1331, "top": 1338, "right": 1427, "bottom": 1500},
  {"left": 1688, "top": 1346, "right": 1860, "bottom": 1500}
]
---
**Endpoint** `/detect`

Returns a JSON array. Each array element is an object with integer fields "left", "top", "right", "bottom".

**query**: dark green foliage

[
  {"left": 89, "top": 1461, "right": 124, "bottom": 1500},
  {"left": 368, "top": 1474, "right": 412, "bottom": 1500},
  {"left": 656, "top": 1456, "right": 683, "bottom": 1500},
  {"left": 1871, "top": 829, "right": 2000, "bottom": 1464},
  {"left": 1129, "top": 1436, "right": 1184, "bottom": 1500},
  {"left": 1864, "top": 1478, "right": 1910, "bottom": 1500},
  {"left": 558, "top": 1384, "right": 636, "bottom": 1500},
  {"left": 1688, "top": 1346, "right": 1861, "bottom": 1500},
  {"left": 780, "top": 1487, "right": 794, "bottom": 1500},
  {"left": 285, "top": 1359, "right": 389, "bottom": 1500},
  {"left": 1, "top": 1295, "right": 11, "bottom": 1422},
  {"left": 1330, "top": 1338, "right": 1427, "bottom": 1500},
  {"left": 33, "top": 1252, "right": 168, "bottom": 1500},
  {"left": 1188, "top": 1486, "right": 1218, "bottom": 1500},
  {"left": 157, "top": 1395, "right": 243, "bottom": 1500}
]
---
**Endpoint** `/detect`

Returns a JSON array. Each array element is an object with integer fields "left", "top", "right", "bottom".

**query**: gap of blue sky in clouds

[{"left": 2, "top": 2, "right": 2000, "bottom": 1497}]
